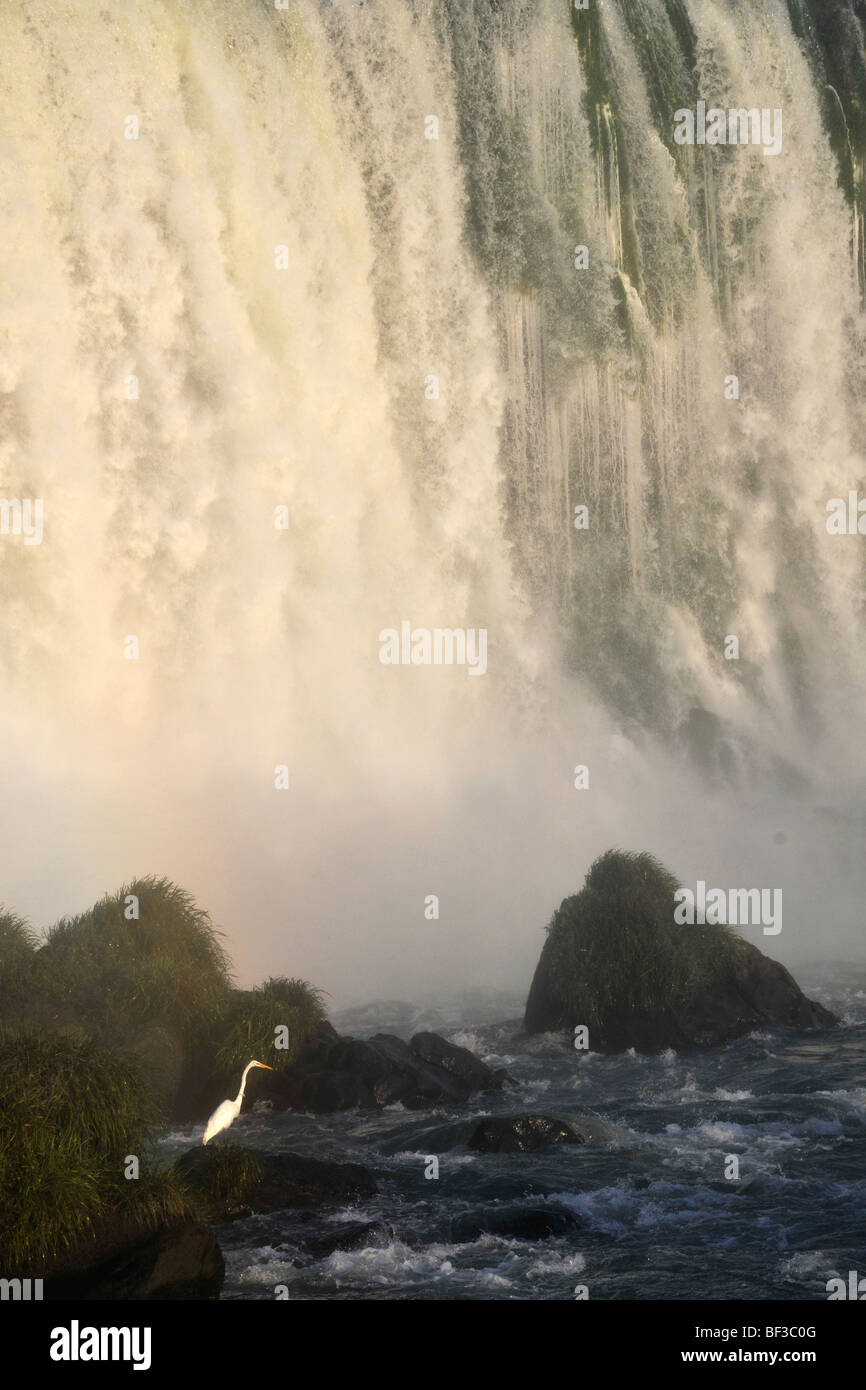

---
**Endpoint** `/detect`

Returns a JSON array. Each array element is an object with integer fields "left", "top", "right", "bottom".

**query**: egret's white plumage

[{"left": 202, "top": 1059, "right": 272, "bottom": 1144}]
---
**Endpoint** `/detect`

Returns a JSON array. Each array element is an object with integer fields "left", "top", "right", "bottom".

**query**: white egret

[{"left": 202, "top": 1060, "right": 273, "bottom": 1145}]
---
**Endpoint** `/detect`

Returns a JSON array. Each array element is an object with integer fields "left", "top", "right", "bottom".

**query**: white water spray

[{"left": 1, "top": 0, "right": 864, "bottom": 996}]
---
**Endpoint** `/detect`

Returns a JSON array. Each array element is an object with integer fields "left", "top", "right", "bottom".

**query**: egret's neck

[{"left": 234, "top": 1062, "right": 256, "bottom": 1107}]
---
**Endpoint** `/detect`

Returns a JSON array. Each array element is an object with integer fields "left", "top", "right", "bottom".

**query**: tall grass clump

[
  {"left": 0, "top": 909, "right": 38, "bottom": 1020},
  {"left": 37, "top": 876, "right": 233, "bottom": 1042},
  {"left": 541, "top": 850, "right": 747, "bottom": 1028},
  {"left": 210, "top": 977, "right": 327, "bottom": 1087},
  {"left": 0, "top": 1031, "right": 191, "bottom": 1277},
  {"left": 1, "top": 879, "right": 332, "bottom": 1126}
]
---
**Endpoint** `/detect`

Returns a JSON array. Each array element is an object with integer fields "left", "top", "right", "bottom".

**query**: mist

[{"left": 2, "top": 0, "right": 865, "bottom": 1005}]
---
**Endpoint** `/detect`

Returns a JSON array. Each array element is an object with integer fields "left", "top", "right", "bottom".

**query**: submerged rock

[
  {"left": 524, "top": 850, "right": 837, "bottom": 1051},
  {"left": 299, "top": 1219, "right": 382, "bottom": 1260},
  {"left": 414, "top": 1109, "right": 616, "bottom": 1154},
  {"left": 467, "top": 1114, "right": 585, "bottom": 1153},
  {"left": 451, "top": 1206, "right": 581, "bottom": 1242}
]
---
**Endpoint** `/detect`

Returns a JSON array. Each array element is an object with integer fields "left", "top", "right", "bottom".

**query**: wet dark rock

[
  {"left": 44, "top": 1221, "right": 224, "bottom": 1301},
  {"left": 410, "top": 1031, "right": 507, "bottom": 1091},
  {"left": 467, "top": 1114, "right": 585, "bottom": 1153},
  {"left": 174, "top": 1145, "right": 377, "bottom": 1221},
  {"left": 526, "top": 940, "right": 837, "bottom": 1052},
  {"left": 252, "top": 1152, "right": 377, "bottom": 1211},
  {"left": 451, "top": 1206, "right": 581, "bottom": 1242},
  {"left": 414, "top": 1109, "right": 611, "bottom": 1154},
  {"left": 269, "top": 1027, "right": 506, "bottom": 1113},
  {"left": 673, "top": 944, "right": 837, "bottom": 1047},
  {"left": 289, "top": 1019, "right": 340, "bottom": 1064},
  {"left": 299, "top": 1220, "right": 381, "bottom": 1260}
]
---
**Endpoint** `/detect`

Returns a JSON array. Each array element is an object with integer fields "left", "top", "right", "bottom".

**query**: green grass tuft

[
  {"left": 210, "top": 976, "right": 328, "bottom": 1085},
  {"left": 0, "top": 1030, "right": 190, "bottom": 1276},
  {"left": 0, "top": 909, "right": 38, "bottom": 1018},
  {"left": 543, "top": 849, "right": 747, "bottom": 1027},
  {"left": 37, "top": 876, "right": 233, "bottom": 1042},
  {"left": 0, "top": 881, "right": 332, "bottom": 1268},
  {"left": 2, "top": 877, "right": 243, "bottom": 1119}
]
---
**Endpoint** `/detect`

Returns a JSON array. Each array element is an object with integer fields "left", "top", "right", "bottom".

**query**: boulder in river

[
  {"left": 451, "top": 1205, "right": 582, "bottom": 1242},
  {"left": 264, "top": 1027, "right": 508, "bottom": 1113},
  {"left": 524, "top": 850, "right": 837, "bottom": 1051},
  {"left": 173, "top": 1144, "right": 378, "bottom": 1221},
  {"left": 467, "top": 1114, "right": 585, "bottom": 1153}
]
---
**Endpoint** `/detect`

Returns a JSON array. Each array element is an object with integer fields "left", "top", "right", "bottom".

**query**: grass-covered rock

[
  {"left": 0, "top": 1031, "right": 193, "bottom": 1279},
  {"left": 214, "top": 976, "right": 327, "bottom": 1078},
  {"left": 0, "top": 879, "right": 331, "bottom": 1124},
  {"left": 38, "top": 876, "right": 233, "bottom": 1039},
  {"left": 178, "top": 976, "right": 330, "bottom": 1119},
  {"left": 0, "top": 909, "right": 42, "bottom": 1024},
  {"left": 29, "top": 877, "right": 238, "bottom": 1118},
  {"left": 0, "top": 879, "right": 338, "bottom": 1293},
  {"left": 524, "top": 850, "right": 836, "bottom": 1051},
  {"left": 170, "top": 1145, "right": 264, "bottom": 1221}
]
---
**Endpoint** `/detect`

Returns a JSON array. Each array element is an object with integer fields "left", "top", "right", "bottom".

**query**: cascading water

[{"left": 1, "top": 0, "right": 865, "bottom": 997}]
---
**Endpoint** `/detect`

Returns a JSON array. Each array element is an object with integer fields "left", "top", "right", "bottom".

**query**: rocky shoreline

[
  {"left": 6, "top": 853, "right": 839, "bottom": 1300},
  {"left": 257, "top": 1023, "right": 512, "bottom": 1112},
  {"left": 40, "top": 1024, "right": 508, "bottom": 1299}
]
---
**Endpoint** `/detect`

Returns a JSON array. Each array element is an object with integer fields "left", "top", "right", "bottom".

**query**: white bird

[{"left": 202, "top": 1059, "right": 273, "bottom": 1145}]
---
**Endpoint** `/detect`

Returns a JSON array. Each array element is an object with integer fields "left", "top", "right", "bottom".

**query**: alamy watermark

[
  {"left": 49, "top": 1321, "right": 151, "bottom": 1370},
  {"left": 826, "top": 491, "right": 866, "bottom": 534},
  {"left": 0, "top": 497, "right": 43, "bottom": 545},
  {"left": 0, "top": 1277, "right": 43, "bottom": 1300},
  {"left": 379, "top": 621, "right": 487, "bottom": 676},
  {"left": 674, "top": 102, "right": 783, "bottom": 157},
  {"left": 674, "top": 880, "right": 782, "bottom": 935},
  {"left": 826, "top": 1270, "right": 866, "bottom": 1299}
]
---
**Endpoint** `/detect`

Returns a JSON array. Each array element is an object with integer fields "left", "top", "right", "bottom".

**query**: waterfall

[{"left": 1, "top": 0, "right": 864, "bottom": 994}]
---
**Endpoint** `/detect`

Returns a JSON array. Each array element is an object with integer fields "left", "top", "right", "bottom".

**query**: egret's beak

[{"left": 259, "top": 1063, "right": 273, "bottom": 1070}]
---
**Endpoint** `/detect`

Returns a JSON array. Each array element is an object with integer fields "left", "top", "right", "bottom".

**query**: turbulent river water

[{"left": 157, "top": 967, "right": 865, "bottom": 1301}]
